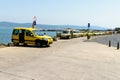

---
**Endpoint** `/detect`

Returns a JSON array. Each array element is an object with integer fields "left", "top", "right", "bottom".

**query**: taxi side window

[
  {"left": 13, "top": 29, "right": 19, "bottom": 35},
  {"left": 26, "top": 30, "right": 33, "bottom": 36}
]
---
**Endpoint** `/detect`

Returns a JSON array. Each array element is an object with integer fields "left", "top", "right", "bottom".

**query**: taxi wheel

[
  {"left": 13, "top": 43, "right": 19, "bottom": 46},
  {"left": 46, "top": 44, "right": 50, "bottom": 47},
  {"left": 68, "top": 36, "right": 71, "bottom": 39},
  {"left": 36, "top": 41, "right": 42, "bottom": 47},
  {"left": 24, "top": 43, "right": 27, "bottom": 46}
]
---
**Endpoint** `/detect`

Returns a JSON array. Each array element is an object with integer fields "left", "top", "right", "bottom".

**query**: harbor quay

[{"left": 0, "top": 37, "right": 120, "bottom": 80}]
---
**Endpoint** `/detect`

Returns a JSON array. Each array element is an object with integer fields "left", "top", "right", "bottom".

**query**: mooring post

[
  {"left": 109, "top": 40, "right": 111, "bottom": 47},
  {"left": 117, "top": 42, "right": 119, "bottom": 50}
]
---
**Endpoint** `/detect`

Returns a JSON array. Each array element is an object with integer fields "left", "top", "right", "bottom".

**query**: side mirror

[{"left": 30, "top": 34, "right": 34, "bottom": 37}]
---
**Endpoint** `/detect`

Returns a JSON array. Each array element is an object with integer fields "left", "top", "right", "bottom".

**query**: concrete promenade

[{"left": 0, "top": 37, "right": 120, "bottom": 80}]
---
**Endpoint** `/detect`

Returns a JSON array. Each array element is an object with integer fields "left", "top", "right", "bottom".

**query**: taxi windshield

[{"left": 62, "top": 31, "right": 69, "bottom": 34}]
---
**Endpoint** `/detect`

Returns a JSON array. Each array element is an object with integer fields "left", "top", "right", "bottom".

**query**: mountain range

[{"left": 0, "top": 22, "right": 108, "bottom": 30}]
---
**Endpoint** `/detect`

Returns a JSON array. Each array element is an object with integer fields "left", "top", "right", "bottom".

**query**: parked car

[
  {"left": 11, "top": 27, "right": 53, "bottom": 47},
  {"left": 73, "top": 30, "right": 80, "bottom": 38},
  {"left": 79, "top": 32, "right": 87, "bottom": 37},
  {"left": 60, "top": 29, "right": 73, "bottom": 39}
]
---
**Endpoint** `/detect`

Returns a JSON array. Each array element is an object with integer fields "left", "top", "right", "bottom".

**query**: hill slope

[{"left": 0, "top": 22, "right": 107, "bottom": 30}]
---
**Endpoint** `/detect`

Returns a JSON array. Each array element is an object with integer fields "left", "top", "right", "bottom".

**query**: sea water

[
  {"left": 0, "top": 27, "right": 57, "bottom": 44},
  {"left": 0, "top": 27, "right": 13, "bottom": 44}
]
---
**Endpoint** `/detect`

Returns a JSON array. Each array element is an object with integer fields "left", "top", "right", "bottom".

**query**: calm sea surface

[{"left": 0, "top": 27, "right": 57, "bottom": 44}]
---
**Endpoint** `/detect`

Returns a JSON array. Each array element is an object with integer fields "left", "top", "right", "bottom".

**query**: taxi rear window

[{"left": 13, "top": 29, "right": 19, "bottom": 35}]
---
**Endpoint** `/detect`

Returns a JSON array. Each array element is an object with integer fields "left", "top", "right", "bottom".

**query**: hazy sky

[{"left": 0, "top": 0, "right": 120, "bottom": 28}]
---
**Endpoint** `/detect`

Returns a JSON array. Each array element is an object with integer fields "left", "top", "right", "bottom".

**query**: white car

[{"left": 73, "top": 30, "right": 80, "bottom": 38}]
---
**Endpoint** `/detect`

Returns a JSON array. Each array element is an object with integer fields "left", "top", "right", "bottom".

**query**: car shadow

[{"left": 11, "top": 45, "right": 50, "bottom": 48}]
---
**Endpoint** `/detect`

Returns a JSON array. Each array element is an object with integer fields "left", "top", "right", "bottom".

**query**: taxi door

[{"left": 24, "top": 30, "right": 36, "bottom": 44}]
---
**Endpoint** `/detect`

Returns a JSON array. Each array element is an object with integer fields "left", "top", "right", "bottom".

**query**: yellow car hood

[{"left": 36, "top": 35, "right": 52, "bottom": 39}]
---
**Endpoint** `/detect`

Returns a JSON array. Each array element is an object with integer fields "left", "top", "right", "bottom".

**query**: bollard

[
  {"left": 109, "top": 40, "right": 111, "bottom": 47},
  {"left": 117, "top": 42, "right": 119, "bottom": 50},
  {"left": 87, "top": 35, "right": 90, "bottom": 40}
]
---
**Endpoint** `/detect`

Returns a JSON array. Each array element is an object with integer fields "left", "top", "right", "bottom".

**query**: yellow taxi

[{"left": 11, "top": 27, "right": 53, "bottom": 47}]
